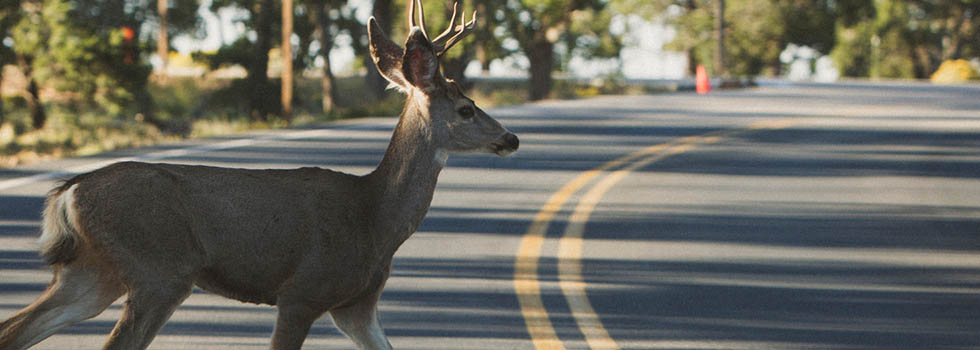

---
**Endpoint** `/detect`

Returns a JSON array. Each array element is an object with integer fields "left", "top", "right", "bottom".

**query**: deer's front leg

[
  {"left": 329, "top": 292, "right": 392, "bottom": 350},
  {"left": 270, "top": 298, "right": 325, "bottom": 350}
]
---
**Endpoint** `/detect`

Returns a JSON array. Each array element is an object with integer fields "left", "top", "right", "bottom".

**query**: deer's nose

[
  {"left": 504, "top": 133, "right": 519, "bottom": 151},
  {"left": 495, "top": 132, "right": 519, "bottom": 156}
]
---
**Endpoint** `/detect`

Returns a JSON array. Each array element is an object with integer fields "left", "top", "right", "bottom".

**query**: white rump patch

[{"left": 39, "top": 184, "right": 80, "bottom": 255}]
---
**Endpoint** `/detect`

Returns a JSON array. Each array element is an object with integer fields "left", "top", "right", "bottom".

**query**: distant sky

[{"left": 172, "top": 0, "right": 688, "bottom": 79}]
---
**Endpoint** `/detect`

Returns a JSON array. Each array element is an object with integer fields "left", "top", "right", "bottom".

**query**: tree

[
  {"left": 308, "top": 0, "right": 348, "bottom": 113},
  {"left": 501, "top": 0, "right": 568, "bottom": 100},
  {"left": 497, "top": 0, "right": 623, "bottom": 100},
  {"left": 10, "top": 0, "right": 49, "bottom": 129},
  {"left": 829, "top": 0, "right": 978, "bottom": 79},
  {"left": 282, "top": 0, "right": 293, "bottom": 121},
  {"left": 3, "top": 0, "right": 200, "bottom": 131},
  {"left": 208, "top": 0, "right": 280, "bottom": 120},
  {"left": 905, "top": 0, "right": 980, "bottom": 77},
  {"left": 158, "top": 0, "right": 169, "bottom": 73},
  {"left": 151, "top": 0, "right": 200, "bottom": 75},
  {"left": 201, "top": 0, "right": 355, "bottom": 117},
  {"left": 661, "top": 0, "right": 836, "bottom": 77},
  {"left": 0, "top": 0, "right": 21, "bottom": 126},
  {"left": 67, "top": 0, "right": 200, "bottom": 130},
  {"left": 714, "top": 0, "right": 724, "bottom": 76},
  {"left": 363, "top": 0, "right": 392, "bottom": 99}
]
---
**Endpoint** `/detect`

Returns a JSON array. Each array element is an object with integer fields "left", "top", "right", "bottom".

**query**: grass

[{"left": 0, "top": 74, "right": 650, "bottom": 167}]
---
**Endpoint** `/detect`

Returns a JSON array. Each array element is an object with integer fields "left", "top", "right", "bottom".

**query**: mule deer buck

[{"left": 0, "top": 1, "right": 517, "bottom": 349}]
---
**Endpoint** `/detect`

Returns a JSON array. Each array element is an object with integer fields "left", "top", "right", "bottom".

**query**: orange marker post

[{"left": 695, "top": 64, "right": 711, "bottom": 94}]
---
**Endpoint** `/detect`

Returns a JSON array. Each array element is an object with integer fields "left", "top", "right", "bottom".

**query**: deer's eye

[{"left": 457, "top": 106, "right": 474, "bottom": 119}]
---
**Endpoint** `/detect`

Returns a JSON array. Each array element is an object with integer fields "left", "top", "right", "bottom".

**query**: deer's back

[{"left": 67, "top": 161, "right": 379, "bottom": 305}]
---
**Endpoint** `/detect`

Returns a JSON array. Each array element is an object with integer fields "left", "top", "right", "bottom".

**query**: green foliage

[
  {"left": 5, "top": 0, "right": 980, "bottom": 166},
  {"left": 0, "top": 102, "right": 167, "bottom": 165},
  {"left": 490, "top": 0, "right": 628, "bottom": 99},
  {"left": 0, "top": 0, "right": 17, "bottom": 61},
  {"left": 830, "top": 20, "right": 874, "bottom": 77},
  {"left": 724, "top": 1, "right": 784, "bottom": 76},
  {"left": 12, "top": 0, "right": 152, "bottom": 116},
  {"left": 664, "top": 0, "right": 838, "bottom": 77},
  {"left": 567, "top": 4, "right": 622, "bottom": 60},
  {"left": 194, "top": 37, "right": 256, "bottom": 70},
  {"left": 830, "top": 0, "right": 980, "bottom": 79}
]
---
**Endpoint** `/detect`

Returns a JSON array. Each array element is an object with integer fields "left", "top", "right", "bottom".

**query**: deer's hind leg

[
  {"left": 270, "top": 297, "right": 327, "bottom": 350},
  {"left": 0, "top": 262, "right": 125, "bottom": 350},
  {"left": 101, "top": 278, "right": 194, "bottom": 350}
]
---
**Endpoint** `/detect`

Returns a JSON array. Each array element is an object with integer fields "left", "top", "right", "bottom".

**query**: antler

[
  {"left": 407, "top": 0, "right": 429, "bottom": 39},
  {"left": 407, "top": 0, "right": 477, "bottom": 57},
  {"left": 432, "top": 2, "right": 477, "bottom": 57}
]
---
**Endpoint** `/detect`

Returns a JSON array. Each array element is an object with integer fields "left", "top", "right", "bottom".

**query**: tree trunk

[
  {"left": 0, "top": 66, "right": 4, "bottom": 126},
  {"left": 314, "top": 1, "right": 336, "bottom": 113},
  {"left": 157, "top": 0, "right": 168, "bottom": 74},
  {"left": 0, "top": 75, "right": 4, "bottom": 126},
  {"left": 442, "top": 57, "right": 471, "bottom": 89},
  {"left": 526, "top": 36, "right": 553, "bottom": 101},
  {"left": 686, "top": 47, "right": 697, "bottom": 76},
  {"left": 281, "top": 0, "right": 293, "bottom": 122},
  {"left": 476, "top": 45, "right": 490, "bottom": 74},
  {"left": 364, "top": 0, "right": 392, "bottom": 99},
  {"left": 248, "top": 0, "right": 276, "bottom": 120},
  {"left": 475, "top": 2, "right": 491, "bottom": 74},
  {"left": 913, "top": 44, "right": 933, "bottom": 79},
  {"left": 441, "top": 4, "right": 475, "bottom": 89},
  {"left": 714, "top": 0, "right": 725, "bottom": 77},
  {"left": 17, "top": 54, "right": 45, "bottom": 129},
  {"left": 25, "top": 77, "right": 45, "bottom": 129}
]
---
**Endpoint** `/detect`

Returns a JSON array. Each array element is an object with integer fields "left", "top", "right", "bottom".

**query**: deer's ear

[
  {"left": 402, "top": 28, "right": 440, "bottom": 93},
  {"left": 368, "top": 17, "right": 408, "bottom": 89}
]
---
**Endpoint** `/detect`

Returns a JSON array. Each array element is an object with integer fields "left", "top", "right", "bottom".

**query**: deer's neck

[{"left": 367, "top": 96, "right": 443, "bottom": 252}]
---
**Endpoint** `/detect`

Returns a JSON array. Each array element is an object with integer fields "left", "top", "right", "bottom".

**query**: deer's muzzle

[{"left": 493, "top": 132, "right": 519, "bottom": 157}]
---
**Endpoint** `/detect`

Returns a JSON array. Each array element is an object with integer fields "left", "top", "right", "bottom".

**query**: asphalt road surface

[{"left": 1, "top": 81, "right": 979, "bottom": 349}]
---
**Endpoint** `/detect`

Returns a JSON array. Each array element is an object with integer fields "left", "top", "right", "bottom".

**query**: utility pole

[
  {"left": 157, "top": 0, "right": 168, "bottom": 75},
  {"left": 281, "top": 0, "right": 293, "bottom": 122},
  {"left": 714, "top": 0, "right": 725, "bottom": 77}
]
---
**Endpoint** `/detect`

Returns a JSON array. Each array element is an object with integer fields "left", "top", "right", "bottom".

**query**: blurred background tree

[
  {"left": 0, "top": 0, "right": 977, "bottom": 162},
  {"left": 0, "top": 0, "right": 20, "bottom": 125},
  {"left": 659, "top": 0, "right": 836, "bottom": 77},
  {"left": 3, "top": 0, "right": 200, "bottom": 131},
  {"left": 831, "top": 0, "right": 979, "bottom": 79},
  {"left": 494, "top": 0, "right": 625, "bottom": 100}
]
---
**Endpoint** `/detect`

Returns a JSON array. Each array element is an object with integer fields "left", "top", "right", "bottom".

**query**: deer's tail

[{"left": 39, "top": 183, "right": 82, "bottom": 265}]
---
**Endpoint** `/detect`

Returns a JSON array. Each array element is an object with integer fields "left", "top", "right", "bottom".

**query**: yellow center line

[
  {"left": 515, "top": 121, "right": 793, "bottom": 349},
  {"left": 514, "top": 144, "right": 671, "bottom": 350},
  {"left": 557, "top": 134, "right": 726, "bottom": 350}
]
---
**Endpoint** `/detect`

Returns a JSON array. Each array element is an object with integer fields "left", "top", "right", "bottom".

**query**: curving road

[{"left": 2, "top": 81, "right": 979, "bottom": 349}]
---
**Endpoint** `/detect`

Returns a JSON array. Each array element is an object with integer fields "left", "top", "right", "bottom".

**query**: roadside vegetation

[
  {"left": 1, "top": 0, "right": 977, "bottom": 166},
  {"left": 0, "top": 72, "right": 651, "bottom": 167}
]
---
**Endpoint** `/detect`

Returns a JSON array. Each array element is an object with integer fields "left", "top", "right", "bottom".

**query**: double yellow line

[{"left": 513, "top": 121, "right": 792, "bottom": 349}]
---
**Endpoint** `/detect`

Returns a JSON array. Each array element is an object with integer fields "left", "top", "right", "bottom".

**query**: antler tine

[
  {"left": 407, "top": 0, "right": 416, "bottom": 31},
  {"left": 432, "top": 1, "right": 460, "bottom": 44},
  {"left": 434, "top": 9, "right": 476, "bottom": 56},
  {"left": 416, "top": 0, "right": 429, "bottom": 39}
]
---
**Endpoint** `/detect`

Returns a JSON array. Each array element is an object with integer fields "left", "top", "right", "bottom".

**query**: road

[{"left": 1, "top": 81, "right": 979, "bottom": 349}]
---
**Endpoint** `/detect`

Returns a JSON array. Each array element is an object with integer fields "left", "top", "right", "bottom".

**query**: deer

[{"left": 0, "top": 1, "right": 518, "bottom": 349}]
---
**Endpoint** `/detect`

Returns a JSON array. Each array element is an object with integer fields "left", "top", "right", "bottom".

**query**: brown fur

[{"left": 0, "top": 2, "right": 517, "bottom": 349}]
